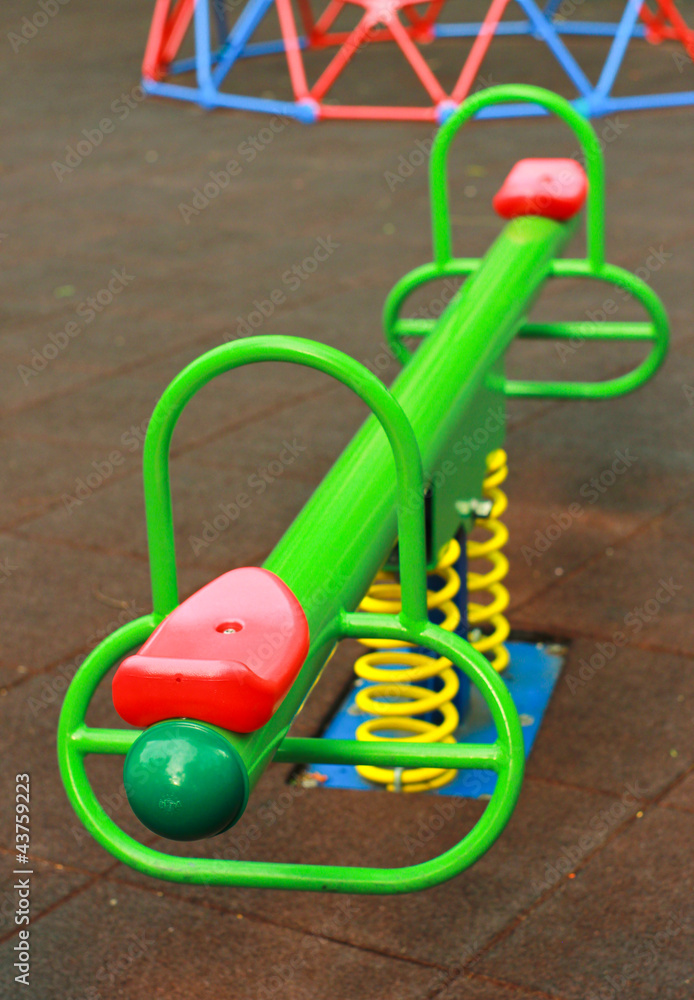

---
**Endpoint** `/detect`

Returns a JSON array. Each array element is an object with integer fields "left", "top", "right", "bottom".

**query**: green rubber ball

[{"left": 123, "top": 719, "right": 249, "bottom": 841}]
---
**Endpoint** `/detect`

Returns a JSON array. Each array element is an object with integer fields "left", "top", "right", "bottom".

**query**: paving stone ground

[{"left": 1, "top": 0, "right": 693, "bottom": 997}]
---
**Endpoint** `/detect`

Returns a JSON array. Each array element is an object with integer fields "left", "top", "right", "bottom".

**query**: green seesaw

[{"left": 58, "top": 85, "right": 668, "bottom": 895}]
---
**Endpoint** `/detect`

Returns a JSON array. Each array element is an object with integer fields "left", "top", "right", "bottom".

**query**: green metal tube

[{"left": 250, "top": 213, "right": 574, "bottom": 786}]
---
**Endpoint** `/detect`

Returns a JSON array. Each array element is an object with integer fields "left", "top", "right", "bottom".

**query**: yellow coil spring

[
  {"left": 468, "top": 448, "right": 511, "bottom": 675},
  {"left": 353, "top": 449, "right": 510, "bottom": 792}
]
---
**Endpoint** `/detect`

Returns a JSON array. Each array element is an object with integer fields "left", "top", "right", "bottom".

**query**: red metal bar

[
  {"left": 310, "top": 25, "right": 420, "bottom": 45},
  {"left": 418, "top": 0, "right": 447, "bottom": 30},
  {"left": 317, "top": 102, "right": 438, "bottom": 119},
  {"left": 451, "top": 0, "right": 510, "bottom": 103},
  {"left": 143, "top": 0, "right": 177, "bottom": 80},
  {"left": 296, "top": 0, "right": 317, "bottom": 36},
  {"left": 388, "top": 12, "right": 447, "bottom": 102},
  {"left": 640, "top": 0, "right": 694, "bottom": 56},
  {"left": 275, "top": 0, "right": 312, "bottom": 98},
  {"left": 640, "top": 0, "right": 670, "bottom": 39},
  {"left": 312, "top": 0, "right": 347, "bottom": 39},
  {"left": 402, "top": 0, "right": 446, "bottom": 41},
  {"left": 310, "top": 13, "right": 374, "bottom": 100},
  {"left": 161, "top": 0, "right": 196, "bottom": 67}
]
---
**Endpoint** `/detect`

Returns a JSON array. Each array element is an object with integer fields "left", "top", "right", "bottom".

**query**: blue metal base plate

[{"left": 306, "top": 640, "right": 565, "bottom": 798}]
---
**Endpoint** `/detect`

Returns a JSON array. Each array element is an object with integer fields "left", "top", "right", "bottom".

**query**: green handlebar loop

[
  {"left": 383, "top": 259, "right": 482, "bottom": 366},
  {"left": 142, "top": 335, "right": 428, "bottom": 627},
  {"left": 57, "top": 615, "right": 524, "bottom": 893},
  {"left": 57, "top": 333, "right": 525, "bottom": 891},
  {"left": 384, "top": 84, "right": 669, "bottom": 399},
  {"left": 430, "top": 84, "right": 606, "bottom": 270},
  {"left": 506, "top": 260, "right": 669, "bottom": 399}
]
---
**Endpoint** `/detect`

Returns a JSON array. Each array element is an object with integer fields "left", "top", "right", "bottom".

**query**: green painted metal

[
  {"left": 378, "top": 212, "right": 575, "bottom": 559},
  {"left": 141, "top": 338, "right": 429, "bottom": 627},
  {"left": 428, "top": 355, "right": 504, "bottom": 551},
  {"left": 57, "top": 83, "right": 668, "bottom": 895},
  {"left": 266, "top": 213, "right": 572, "bottom": 635},
  {"left": 431, "top": 85, "right": 607, "bottom": 271},
  {"left": 384, "top": 84, "right": 668, "bottom": 402},
  {"left": 59, "top": 611, "right": 523, "bottom": 892},
  {"left": 57, "top": 335, "right": 525, "bottom": 891}
]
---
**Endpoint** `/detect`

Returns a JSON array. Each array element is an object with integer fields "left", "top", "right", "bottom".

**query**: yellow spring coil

[
  {"left": 352, "top": 449, "right": 510, "bottom": 792},
  {"left": 468, "top": 448, "right": 511, "bottom": 675}
]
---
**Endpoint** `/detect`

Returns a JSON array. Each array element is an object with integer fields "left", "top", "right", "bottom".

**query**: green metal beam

[{"left": 257, "top": 213, "right": 574, "bottom": 782}]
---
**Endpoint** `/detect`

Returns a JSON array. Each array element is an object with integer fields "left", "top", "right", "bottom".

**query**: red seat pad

[
  {"left": 492, "top": 158, "right": 588, "bottom": 222},
  {"left": 112, "top": 567, "right": 309, "bottom": 733}
]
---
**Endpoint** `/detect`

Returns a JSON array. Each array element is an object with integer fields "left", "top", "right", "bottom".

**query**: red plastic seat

[
  {"left": 492, "top": 158, "right": 588, "bottom": 222},
  {"left": 112, "top": 567, "right": 309, "bottom": 733}
]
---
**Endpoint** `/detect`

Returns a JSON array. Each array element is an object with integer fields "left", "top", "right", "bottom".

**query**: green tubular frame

[
  {"left": 384, "top": 84, "right": 668, "bottom": 399},
  {"left": 58, "top": 336, "right": 524, "bottom": 894},
  {"left": 58, "top": 84, "right": 667, "bottom": 895}
]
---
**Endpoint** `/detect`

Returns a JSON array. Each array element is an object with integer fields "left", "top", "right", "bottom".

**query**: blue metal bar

[
  {"left": 554, "top": 21, "right": 647, "bottom": 37},
  {"left": 431, "top": 18, "right": 648, "bottom": 40},
  {"left": 586, "top": 89, "right": 694, "bottom": 113},
  {"left": 453, "top": 525, "right": 471, "bottom": 718},
  {"left": 593, "top": 0, "right": 643, "bottom": 102},
  {"left": 169, "top": 53, "right": 211, "bottom": 75},
  {"left": 473, "top": 101, "right": 556, "bottom": 118},
  {"left": 141, "top": 79, "right": 318, "bottom": 120},
  {"left": 212, "top": 0, "right": 276, "bottom": 87},
  {"left": 434, "top": 20, "right": 533, "bottom": 38},
  {"left": 212, "top": 0, "right": 228, "bottom": 44},
  {"left": 515, "top": 0, "right": 593, "bottom": 98},
  {"left": 239, "top": 37, "right": 308, "bottom": 56},
  {"left": 542, "top": 0, "right": 563, "bottom": 18},
  {"left": 193, "top": 0, "right": 215, "bottom": 99}
]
